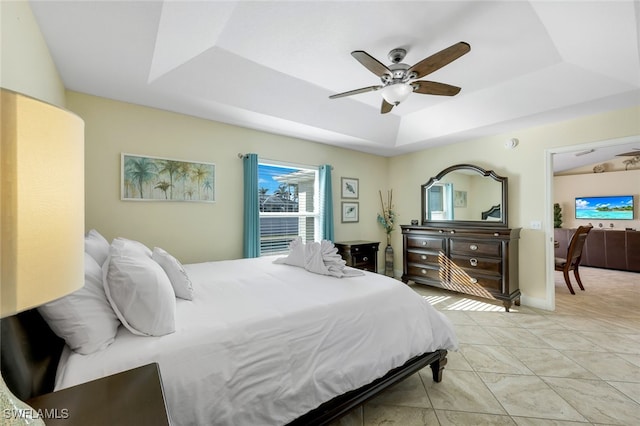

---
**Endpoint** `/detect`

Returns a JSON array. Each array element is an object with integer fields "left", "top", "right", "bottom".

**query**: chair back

[{"left": 566, "top": 225, "right": 592, "bottom": 267}]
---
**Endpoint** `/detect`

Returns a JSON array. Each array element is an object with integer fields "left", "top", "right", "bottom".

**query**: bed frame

[{"left": 1, "top": 309, "right": 448, "bottom": 425}]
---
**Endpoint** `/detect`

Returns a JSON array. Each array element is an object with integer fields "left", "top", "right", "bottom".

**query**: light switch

[{"left": 530, "top": 220, "right": 542, "bottom": 230}]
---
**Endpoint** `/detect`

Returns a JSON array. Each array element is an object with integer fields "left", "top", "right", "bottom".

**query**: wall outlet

[{"left": 530, "top": 220, "right": 542, "bottom": 230}]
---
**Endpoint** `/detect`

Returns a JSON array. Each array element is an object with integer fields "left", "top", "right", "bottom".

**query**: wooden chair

[{"left": 555, "top": 225, "right": 593, "bottom": 294}]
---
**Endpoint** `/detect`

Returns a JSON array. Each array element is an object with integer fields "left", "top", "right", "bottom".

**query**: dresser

[
  {"left": 401, "top": 226, "right": 521, "bottom": 311},
  {"left": 335, "top": 240, "right": 380, "bottom": 272}
]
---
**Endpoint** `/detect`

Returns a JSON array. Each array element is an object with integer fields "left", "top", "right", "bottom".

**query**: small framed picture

[
  {"left": 341, "top": 177, "right": 359, "bottom": 199},
  {"left": 454, "top": 190, "right": 467, "bottom": 208},
  {"left": 341, "top": 202, "right": 359, "bottom": 223}
]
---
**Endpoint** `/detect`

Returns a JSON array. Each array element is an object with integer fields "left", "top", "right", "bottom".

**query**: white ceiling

[{"left": 29, "top": 0, "right": 640, "bottom": 169}]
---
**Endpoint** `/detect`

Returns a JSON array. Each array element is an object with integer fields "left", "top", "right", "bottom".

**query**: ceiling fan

[{"left": 329, "top": 41, "right": 470, "bottom": 114}]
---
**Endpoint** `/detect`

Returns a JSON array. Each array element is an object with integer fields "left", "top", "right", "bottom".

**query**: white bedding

[{"left": 55, "top": 256, "right": 457, "bottom": 425}]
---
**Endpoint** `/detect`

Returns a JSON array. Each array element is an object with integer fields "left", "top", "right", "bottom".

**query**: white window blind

[{"left": 258, "top": 161, "right": 319, "bottom": 255}]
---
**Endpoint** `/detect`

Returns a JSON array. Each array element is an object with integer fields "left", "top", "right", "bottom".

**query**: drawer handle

[
  {"left": 494, "top": 232, "right": 500, "bottom": 237},
  {"left": 470, "top": 278, "right": 478, "bottom": 284},
  {"left": 421, "top": 255, "right": 427, "bottom": 260},
  {"left": 469, "top": 258, "right": 478, "bottom": 267},
  {"left": 422, "top": 241, "right": 428, "bottom": 246},
  {"left": 421, "top": 269, "right": 427, "bottom": 275},
  {"left": 362, "top": 256, "right": 368, "bottom": 261},
  {"left": 354, "top": 247, "right": 359, "bottom": 252},
  {"left": 469, "top": 244, "right": 478, "bottom": 251},
  {"left": 439, "top": 229, "right": 444, "bottom": 234},
  {"left": 450, "top": 230, "right": 456, "bottom": 234}
]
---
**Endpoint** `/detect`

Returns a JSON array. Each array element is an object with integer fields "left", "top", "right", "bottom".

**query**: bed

[{"left": 1, "top": 234, "right": 457, "bottom": 425}]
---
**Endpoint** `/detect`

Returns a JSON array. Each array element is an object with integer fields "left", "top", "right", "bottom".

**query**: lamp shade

[
  {"left": 1, "top": 88, "right": 85, "bottom": 317},
  {"left": 381, "top": 83, "right": 413, "bottom": 105}
]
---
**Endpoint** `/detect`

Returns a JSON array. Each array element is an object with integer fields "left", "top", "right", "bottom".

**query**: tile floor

[{"left": 335, "top": 266, "right": 640, "bottom": 425}]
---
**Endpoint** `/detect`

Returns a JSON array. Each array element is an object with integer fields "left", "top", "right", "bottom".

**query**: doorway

[{"left": 544, "top": 135, "right": 640, "bottom": 310}]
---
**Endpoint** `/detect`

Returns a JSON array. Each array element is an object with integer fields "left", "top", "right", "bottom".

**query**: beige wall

[
  {"left": 0, "top": 0, "right": 65, "bottom": 106},
  {"left": 389, "top": 106, "right": 640, "bottom": 308},
  {"left": 554, "top": 169, "right": 640, "bottom": 230},
  {"left": 67, "top": 92, "right": 389, "bottom": 264}
]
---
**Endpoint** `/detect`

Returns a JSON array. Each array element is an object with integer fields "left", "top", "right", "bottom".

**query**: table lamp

[{"left": 1, "top": 88, "right": 85, "bottom": 424}]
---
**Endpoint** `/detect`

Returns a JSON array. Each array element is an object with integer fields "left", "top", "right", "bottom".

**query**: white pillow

[
  {"left": 103, "top": 239, "right": 176, "bottom": 336},
  {"left": 38, "top": 253, "right": 121, "bottom": 354},
  {"left": 112, "top": 237, "right": 152, "bottom": 257},
  {"left": 152, "top": 247, "right": 194, "bottom": 300},
  {"left": 84, "top": 229, "right": 110, "bottom": 265}
]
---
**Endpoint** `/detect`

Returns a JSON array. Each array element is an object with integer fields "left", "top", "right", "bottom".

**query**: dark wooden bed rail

[{"left": 1, "top": 309, "right": 448, "bottom": 425}]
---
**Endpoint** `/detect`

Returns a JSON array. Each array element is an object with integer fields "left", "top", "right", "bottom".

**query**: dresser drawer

[
  {"left": 450, "top": 255, "right": 502, "bottom": 276},
  {"left": 406, "top": 250, "right": 442, "bottom": 265},
  {"left": 349, "top": 244, "right": 379, "bottom": 254},
  {"left": 448, "top": 272, "right": 503, "bottom": 294},
  {"left": 406, "top": 236, "right": 446, "bottom": 251},
  {"left": 352, "top": 254, "right": 375, "bottom": 271},
  {"left": 450, "top": 239, "right": 501, "bottom": 257},
  {"left": 406, "top": 264, "right": 443, "bottom": 281}
]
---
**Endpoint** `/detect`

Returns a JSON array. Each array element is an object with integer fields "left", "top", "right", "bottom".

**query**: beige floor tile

[
  {"left": 367, "top": 374, "right": 431, "bottom": 409},
  {"left": 440, "top": 348, "right": 474, "bottom": 371},
  {"left": 478, "top": 372, "right": 586, "bottom": 422},
  {"left": 363, "top": 404, "right": 438, "bottom": 426},
  {"left": 459, "top": 344, "right": 534, "bottom": 375},
  {"left": 435, "top": 409, "right": 517, "bottom": 425},
  {"left": 482, "top": 326, "right": 554, "bottom": 349},
  {"left": 562, "top": 350, "right": 640, "bottom": 382},
  {"left": 578, "top": 330, "right": 640, "bottom": 354},
  {"left": 542, "top": 376, "right": 640, "bottom": 425},
  {"left": 452, "top": 324, "right": 500, "bottom": 345},
  {"left": 607, "top": 380, "right": 640, "bottom": 404},
  {"left": 512, "top": 418, "right": 591, "bottom": 425},
  {"left": 506, "top": 347, "right": 598, "bottom": 380},
  {"left": 528, "top": 328, "right": 607, "bottom": 352},
  {"left": 421, "top": 369, "right": 506, "bottom": 415}
]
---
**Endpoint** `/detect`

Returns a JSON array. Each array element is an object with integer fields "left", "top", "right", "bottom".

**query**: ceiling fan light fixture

[{"left": 381, "top": 83, "right": 413, "bottom": 105}]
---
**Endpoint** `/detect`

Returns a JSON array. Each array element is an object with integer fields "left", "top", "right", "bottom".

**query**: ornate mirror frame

[{"left": 421, "top": 164, "right": 508, "bottom": 228}]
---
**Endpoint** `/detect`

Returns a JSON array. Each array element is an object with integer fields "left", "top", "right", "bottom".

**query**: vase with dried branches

[{"left": 377, "top": 190, "right": 397, "bottom": 277}]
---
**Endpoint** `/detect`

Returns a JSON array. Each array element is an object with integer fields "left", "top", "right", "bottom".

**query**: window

[
  {"left": 427, "top": 183, "right": 453, "bottom": 220},
  {"left": 258, "top": 161, "right": 319, "bottom": 255}
]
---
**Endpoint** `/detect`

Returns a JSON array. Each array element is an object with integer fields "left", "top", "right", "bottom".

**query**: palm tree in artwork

[
  {"left": 125, "top": 157, "right": 158, "bottom": 199},
  {"left": 190, "top": 164, "right": 210, "bottom": 200},
  {"left": 158, "top": 160, "right": 182, "bottom": 199},
  {"left": 202, "top": 179, "right": 213, "bottom": 200},
  {"left": 155, "top": 180, "right": 172, "bottom": 199}
]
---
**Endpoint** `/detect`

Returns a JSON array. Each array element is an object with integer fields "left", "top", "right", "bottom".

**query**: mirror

[{"left": 421, "top": 164, "right": 508, "bottom": 228}]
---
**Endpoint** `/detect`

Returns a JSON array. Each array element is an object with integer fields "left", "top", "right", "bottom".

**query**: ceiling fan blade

[
  {"left": 408, "top": 41, "right": 470, "bottom": 79},
  {"left": 351, "top": 51, "right": 392, "bottom": 78},
  {"left": 381, "top": 99, "right": 394, "bottom": 114},
  {"left": 616, "top": 150, "right": 640, "bottom": 156},
  {"left": 412, "top": 81, "right": 461, "bottom": 96},
  {"left": 329, "top": 85, "right": 382, "bottom": 99}
]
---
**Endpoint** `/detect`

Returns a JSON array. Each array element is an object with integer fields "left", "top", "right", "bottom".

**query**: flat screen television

[{"left": 575, "top": 195, "right": 634, "bottom": 220}]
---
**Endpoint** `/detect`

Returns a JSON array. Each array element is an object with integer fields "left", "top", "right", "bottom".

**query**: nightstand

[
  {"left": 335, "top": 240, "right": 380, "bottom": 272},
  {"left": 27, "top": 363, "right": 170, "bottom": 425}
]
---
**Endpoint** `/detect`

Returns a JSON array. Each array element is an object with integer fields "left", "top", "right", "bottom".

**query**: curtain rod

[{"left": 237, "top": 153, "right": 332, "bottom": 169}]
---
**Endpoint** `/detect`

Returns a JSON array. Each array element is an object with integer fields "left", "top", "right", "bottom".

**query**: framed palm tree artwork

[{"left": 121, "top": 153, "right": 215, "bottom": 202}]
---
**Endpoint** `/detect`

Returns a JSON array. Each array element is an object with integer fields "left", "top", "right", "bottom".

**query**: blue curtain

[
  {"left": 319, "top": 164, "right": 334, "bottom": 242},
  {"left": 243, "top": 154, "right": 260, "bottom": 258}
]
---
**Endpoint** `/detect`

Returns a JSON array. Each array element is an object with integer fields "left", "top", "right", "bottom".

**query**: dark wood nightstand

[
  {"left": 335, "top": 240, "right": 380, "bottom": 272},
  {"left": 27, "top": 363, "right": 170, "bottom": 425}
]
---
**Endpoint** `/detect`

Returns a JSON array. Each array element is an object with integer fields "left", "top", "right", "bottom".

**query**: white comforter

[{"left": 55, "top": 256, "right": 457, "bottom": 425}]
